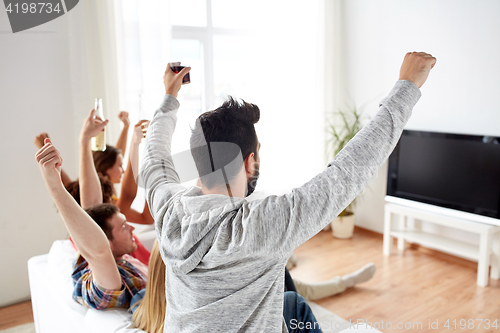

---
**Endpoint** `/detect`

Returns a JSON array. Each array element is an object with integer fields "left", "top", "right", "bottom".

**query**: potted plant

[{"left": 326, "top": 105, "right": 365, "bottom": 238}]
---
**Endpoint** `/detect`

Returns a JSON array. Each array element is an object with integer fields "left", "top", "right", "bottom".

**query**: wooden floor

[
  {"left": 1, "top": 227, "right": 499, "bottom": 332},
  {"left": 0, "top": 300, "right": 33, "bottom": 330},
  {"left": 291, "top": 227, "right": 500, "bottom": 333}
]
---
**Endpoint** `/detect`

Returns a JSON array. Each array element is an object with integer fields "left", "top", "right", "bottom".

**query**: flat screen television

[{"left": 387, "top": 130, "right": 500, "bottom": 220}]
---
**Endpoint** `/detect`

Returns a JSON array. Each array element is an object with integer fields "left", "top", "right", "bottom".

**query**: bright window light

[
  {"left": 170, "top": 0, "right": 207, "bottom": 27},
  {"left": 117, "top": 0, "right": 325, "bottom": 193}
]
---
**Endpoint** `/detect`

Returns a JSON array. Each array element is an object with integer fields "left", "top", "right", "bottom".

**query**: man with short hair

[
  {"left": 142, "top": 52, "right": 436, "bottom": 332},
  {"left": 36, "top": 138, "right": 147, "bottom": 310}
]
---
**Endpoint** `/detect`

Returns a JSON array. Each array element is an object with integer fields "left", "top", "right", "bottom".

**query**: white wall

[
  {"left": 0, "top": 14, "right": 74, "bottom": 306},
  {"left": 0, "top": 2, "right": 119, "bottom": 306},
  {"left": 0, "top": 16, "right": 72, "bottom": 306},
  {"left": 340, "top": 0, "right": 500, "bottom": 241}
]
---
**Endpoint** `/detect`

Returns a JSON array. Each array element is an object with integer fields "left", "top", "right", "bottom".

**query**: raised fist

[
  {"left": 399, "top": 52, "right": 437, "bottom": 88},
  {"left": 118, "top": 111, "right": 130, "bottom": 127}
]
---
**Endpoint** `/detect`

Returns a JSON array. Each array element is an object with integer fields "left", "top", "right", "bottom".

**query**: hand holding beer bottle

[{"left": 91, "top": 98, "right": 107, "bottom": 151}]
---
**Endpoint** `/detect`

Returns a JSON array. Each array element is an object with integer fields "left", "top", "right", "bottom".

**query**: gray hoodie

[{"left": 141, "top": 80, "right": 421, "bottom": 332}]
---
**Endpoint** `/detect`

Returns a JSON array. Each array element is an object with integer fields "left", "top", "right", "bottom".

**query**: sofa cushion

[
  {"left": 85, "top": 308, "right": 146, "bottom": 333},
  {"left": 47, "top": 239, "right": 88, "bottom": 316}
]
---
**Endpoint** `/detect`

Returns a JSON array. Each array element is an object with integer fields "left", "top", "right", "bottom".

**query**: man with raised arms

[{"left": 141, "top": 52, "right": 436, "bottom": 332}]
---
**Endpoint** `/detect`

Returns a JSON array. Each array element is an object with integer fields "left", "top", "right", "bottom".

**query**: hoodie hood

[{"left": 159, "top": 186, "right": 246, "bottom": 275}]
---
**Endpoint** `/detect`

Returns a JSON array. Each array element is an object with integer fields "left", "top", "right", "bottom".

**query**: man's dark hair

[
  {"left": 84, "top": 203, "right": 120, "bottom": 240},
  {"left": 190, "top": 96, "right": 260, "bottom": 189}
]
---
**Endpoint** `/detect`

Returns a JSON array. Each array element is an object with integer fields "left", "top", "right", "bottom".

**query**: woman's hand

[
  {"left": 118, "top": 111, "right": 130, "bottom": 128},
  {"left": 80, "top": 109, "right": 109, "bottom": 142},
  {"left": 131, "top": 120, "right": 150, "bottom": 146}
]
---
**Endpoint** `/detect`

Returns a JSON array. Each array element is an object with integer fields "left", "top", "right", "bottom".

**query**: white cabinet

[{"left": 383, "top": 198, "right": 500, "bottom": 287}]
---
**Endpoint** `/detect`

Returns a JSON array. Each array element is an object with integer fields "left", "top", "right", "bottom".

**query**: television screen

[{"left": 387, "top": 130, "right": 500, "bottom": 219}]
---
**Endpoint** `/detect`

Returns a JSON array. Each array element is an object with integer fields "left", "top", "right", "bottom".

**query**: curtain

[
  {"left": 113, "top": 0, "right": 172, "bottom": 210},
  {"left": 324, "top": 0, "right": 348, "bottom": 159},
  {"left": 66, "top": 0, "right": 122, "bottom": 143},
  {"left": 324, "top": 0, "right": 343, "bottom": 119},
  {"left": 114, "top": 0, "right": 172, "bottom": 123}
]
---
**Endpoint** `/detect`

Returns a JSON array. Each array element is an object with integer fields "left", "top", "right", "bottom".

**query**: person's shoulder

[
  {"left": 120, "top": 255, "right": 148, "bottom": 280},
  {"left": 117, "top": 256, "right": 147, "bottom": 295}
]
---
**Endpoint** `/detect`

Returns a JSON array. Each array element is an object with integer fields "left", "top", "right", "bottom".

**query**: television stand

[{"left": 383, "top": 201, "right": 500, "bottom": 287}]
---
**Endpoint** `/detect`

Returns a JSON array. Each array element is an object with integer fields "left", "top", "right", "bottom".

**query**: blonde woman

[{"left": 131, "top": 240, "right": 166, "bottom": 333}]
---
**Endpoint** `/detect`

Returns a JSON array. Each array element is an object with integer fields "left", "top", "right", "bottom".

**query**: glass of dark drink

[{"left": 170, "top": 62, "right": 190, "bottom": 84}]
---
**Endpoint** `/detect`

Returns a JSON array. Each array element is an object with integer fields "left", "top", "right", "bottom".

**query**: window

[
  {"left": 116, "top": 0, "right": 326, "bottom": 193},
  {"left": 170, "top": 0, "right": 259, "bottom": 115}
]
